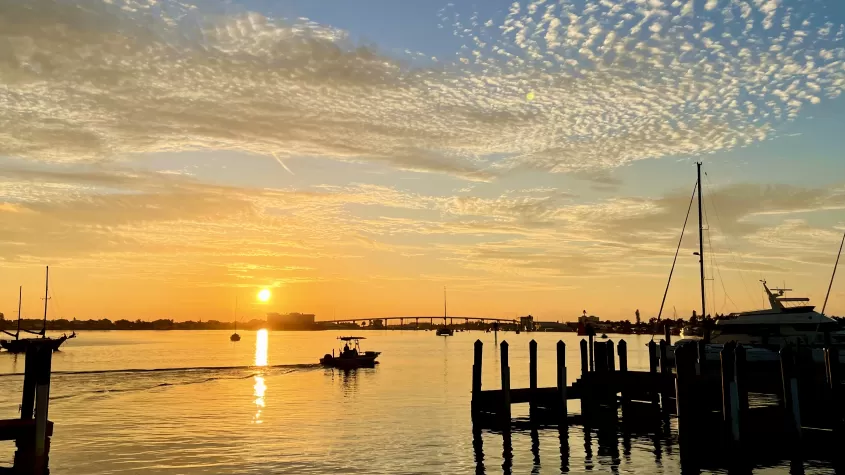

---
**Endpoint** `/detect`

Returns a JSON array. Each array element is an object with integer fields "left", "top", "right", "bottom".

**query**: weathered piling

[
  {"left": 779, "top": 346, "right": 802, "bottom": 444},
  {"left": 617, "top": 340, "right": 629, "bottom": 410},
  {"left": 471, "top": 340, "right": 483, "bottom": 419},
  {"left": 557, "top": 341, "right": 568, "bottom": 423},
  {"left": 594, "top": 342, "right": 607, "bottom": 374},
  {"left": 20, "top": 345, "right": 38, "bottom": 420},
  {"left": 659, "top": 340, "right": 671, "bottom": 416},
  {"left": 606, "top": 340, "right": 615, "bottom": 373},
  {"left": 824, "top": 346, "right": 843, "bottom": 441},
  {"left": 617, "top": 340, "right": 628, "bottom": 372},
  {"left": 588, "top": 334, "right": 595, "bottom": 372},
  {"left": 663, "top": 324, "right": 672, "bottom": 346},
  {"left": 721, "top": 342, "right": 744, "bottom": 448},
  {"left": 529, "top": 340, "right": 538, "bottom": 417},
  {"left": 648, "top": 341, "right": 659, "bottom": 411},
  {"left": 500, "top": 341, "right": 511, "bottom": 426},
  {"left": 580, "top": 339, "right": 589, "bottom": 376},
  {"left": 696, "top": 340, "right": 706, "bottom": 375},
  {"left": 9, "top": 342, "right": 54, "bottom": 475},
  {"left": 33, "top": 347, "right": 53, "bottom": 468},
  {"left": 675, "top": 343, "right": 699, "bottom": 459},
  {"left": 734, "top": 344, "right": 749, "bottom": 445}
]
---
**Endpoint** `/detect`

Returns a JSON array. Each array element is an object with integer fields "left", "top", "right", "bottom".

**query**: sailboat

[
  {"left": 230, "top": 296, "right": 241, "bottom": 342},
  {"left": 436, "top": 287, "right": 454, "bottom": 336},
  {"left": 0, "top": 266, "right": 76, "bottom": 354},
  {"left": 230, "top": 319, "right": 241, "bottom": 342},
  {"left": 0, "top": 287, "right": 23, "bottom": 350},
  {"left": 668, "top": 164, "right": 845, "bottom": 362}
]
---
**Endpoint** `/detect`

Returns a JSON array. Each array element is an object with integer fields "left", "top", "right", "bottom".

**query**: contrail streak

[{"left": 271, "top": 152, "right": 294, "bottom": 175}]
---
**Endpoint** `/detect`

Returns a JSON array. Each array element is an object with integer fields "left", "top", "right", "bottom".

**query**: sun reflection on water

[
  {"left": 254, "top": 329, "right": 268, "bottom": 367},
  {"left": 253, "top": 374, "right": 266, "bottom": 424}
]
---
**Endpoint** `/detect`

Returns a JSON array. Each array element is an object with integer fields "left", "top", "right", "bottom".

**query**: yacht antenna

[
  {"left": 697, "top": 162, "right": 706, "bottom": 319},
  {"left": 822, "top": 231, "right": 845, "bottom": 315}
]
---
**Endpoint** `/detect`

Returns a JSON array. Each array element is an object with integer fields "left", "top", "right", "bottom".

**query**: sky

[{"left": 1, "top": 0, "right": 845, "bottom": 322}]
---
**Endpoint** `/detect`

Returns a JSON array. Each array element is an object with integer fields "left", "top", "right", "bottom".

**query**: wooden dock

[
  {"left": 471, "top": 336, "right": 845, "bottom": 470},
  {"left": 0, "top": 342, "right": 55, "bottom": 475}
]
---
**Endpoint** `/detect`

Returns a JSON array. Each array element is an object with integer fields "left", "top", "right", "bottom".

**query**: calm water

[{"left": 0, "top": 331, "right": 827, "bottom": 474}]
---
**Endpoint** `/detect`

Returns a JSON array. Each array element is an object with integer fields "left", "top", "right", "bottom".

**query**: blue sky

[{"left": 0, "top": 0, "right": 844, "bottom": 321}]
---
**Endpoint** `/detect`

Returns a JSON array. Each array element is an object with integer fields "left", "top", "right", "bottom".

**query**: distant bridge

[{"left": 316, "top": 316, "right": 519, "bottom": 326}]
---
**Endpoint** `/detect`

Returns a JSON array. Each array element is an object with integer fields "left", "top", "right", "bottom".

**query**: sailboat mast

[
  {"left": 697, "top": 163, "right": 706, "bottom": 319},
  {"left": 822, "top": 231, "right": 845, "bottom": 315},
  {"left": 15, "top": 286, "right": 21, "bottom": 340},
  {"left": 42, "top": 266, "right": 49, "bottom": 337},
  {"left": 443, "top": 287, "right": 447, "bottom": 325}
]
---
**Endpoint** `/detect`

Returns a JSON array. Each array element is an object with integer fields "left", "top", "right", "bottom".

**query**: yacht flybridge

[{"left": 708, "top": 281, "right": 843, "bottom": 347}]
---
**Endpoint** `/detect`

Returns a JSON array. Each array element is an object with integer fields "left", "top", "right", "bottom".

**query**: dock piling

[
  {"left": 825, "top": 346, "right": 843, "bottom": 440},
  {"left": 696, "top": 339, "right": 705, "bottom": 376},
  {"left": 20, "top": 345, "right": 38, "bottom": 420},
  {"left": 675, "top": 343, "right": 699, "bottom": 460},
  {"left": 663, "top": 324, "right": 671, "bottom": 346},
  {"left": 648, "top": 341, "right": 659, "bottom": 411},
  {"left": 595, "top": 341, "right": 607, "bottom": 374},
  {"left": 617, "top": 340, "right": 627, "bottom": 372},
  {"left": 779, "top": 346, "right": 802, "bottom": 443},
  {"left": 580, "top": 339, "right": 589, "bottom": 377},
  {"left": 529, "top": 340, "right": 538, "bottom": 417},
  {"left": 33, "top": 346, "right": 53, "bottom": 470},
  {"left": 500, "top": 341, "right": 511, "bottom": 426},
  {"left": 606, "top": 340, "right": 615, "bottom": 373},
  {"left": 659, "top": 340, "right": 671, "bottom": 416},
  {"left": 720, "top": 342, "right": 739, "bottom": 445},
  {"left": 557, "top": 341, "right": 568, "bottom": 423},
  {"left": 472, "top": 340, "right": 483, "bottom": 419},
  {"left": 617, "top": 340, "right": 628, "bottom": 411},
  {"left": 734, "top": 344, "right": 748, "bottom": 446}
]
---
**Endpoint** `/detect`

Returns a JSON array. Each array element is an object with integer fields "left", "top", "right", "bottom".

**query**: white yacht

[{"left": 708, "top": 281, "right": 842, "bottom": 347}]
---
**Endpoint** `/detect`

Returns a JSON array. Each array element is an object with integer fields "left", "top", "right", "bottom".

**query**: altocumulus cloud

[{"left": 0, "top": 0, "right": 844, "bottom": 177}]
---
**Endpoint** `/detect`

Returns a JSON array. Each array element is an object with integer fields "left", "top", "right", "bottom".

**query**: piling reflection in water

[
  {"left": 501, "top": 430, "right": 513, "bottom": 475},
  {"left": 472, "top": 427, "right": 485, "bottom": 474},
  {"left": 254, "top": 329, "right": 268, "bottom": 367}
]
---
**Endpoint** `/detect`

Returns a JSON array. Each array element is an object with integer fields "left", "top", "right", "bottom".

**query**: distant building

[
  {"left": 578, "top": 314, "right": 600, "bottom": 325},
  {"left": 267, "top": 312, "right": 316, "bottom": 330},
  {"left": 519, "top": 315, "right": 535, "bottom": 332}
]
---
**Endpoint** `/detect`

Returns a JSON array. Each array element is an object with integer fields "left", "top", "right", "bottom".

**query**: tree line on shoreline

[{"left": 0, "top": 317, "right": 267, "bottom": 331}]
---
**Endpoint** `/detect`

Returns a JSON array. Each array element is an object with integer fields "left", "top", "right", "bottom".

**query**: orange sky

[{"left": 1, "top": 0, "right": 845, "bottom": 322}]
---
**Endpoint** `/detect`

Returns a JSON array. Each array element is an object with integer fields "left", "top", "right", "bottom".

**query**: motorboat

[{"left": 320, "top": 336, "right": 380, "bottom": 368}]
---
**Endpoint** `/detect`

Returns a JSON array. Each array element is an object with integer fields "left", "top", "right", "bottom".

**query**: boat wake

[
  {"left": 0, "top": 363, "right": 320, "bottom": 378},
  {"left": 0, "top": 364, "right": 322, "bottom": 404}
]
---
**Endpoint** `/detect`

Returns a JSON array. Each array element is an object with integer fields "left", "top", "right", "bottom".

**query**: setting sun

[{"left": 257, "top": 289, "right": 271, "bottom": 302}]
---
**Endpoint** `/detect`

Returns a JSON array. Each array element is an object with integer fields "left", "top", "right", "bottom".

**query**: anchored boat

[{"left": 1, "top": 267, "right": 76, "bottom": 354}]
